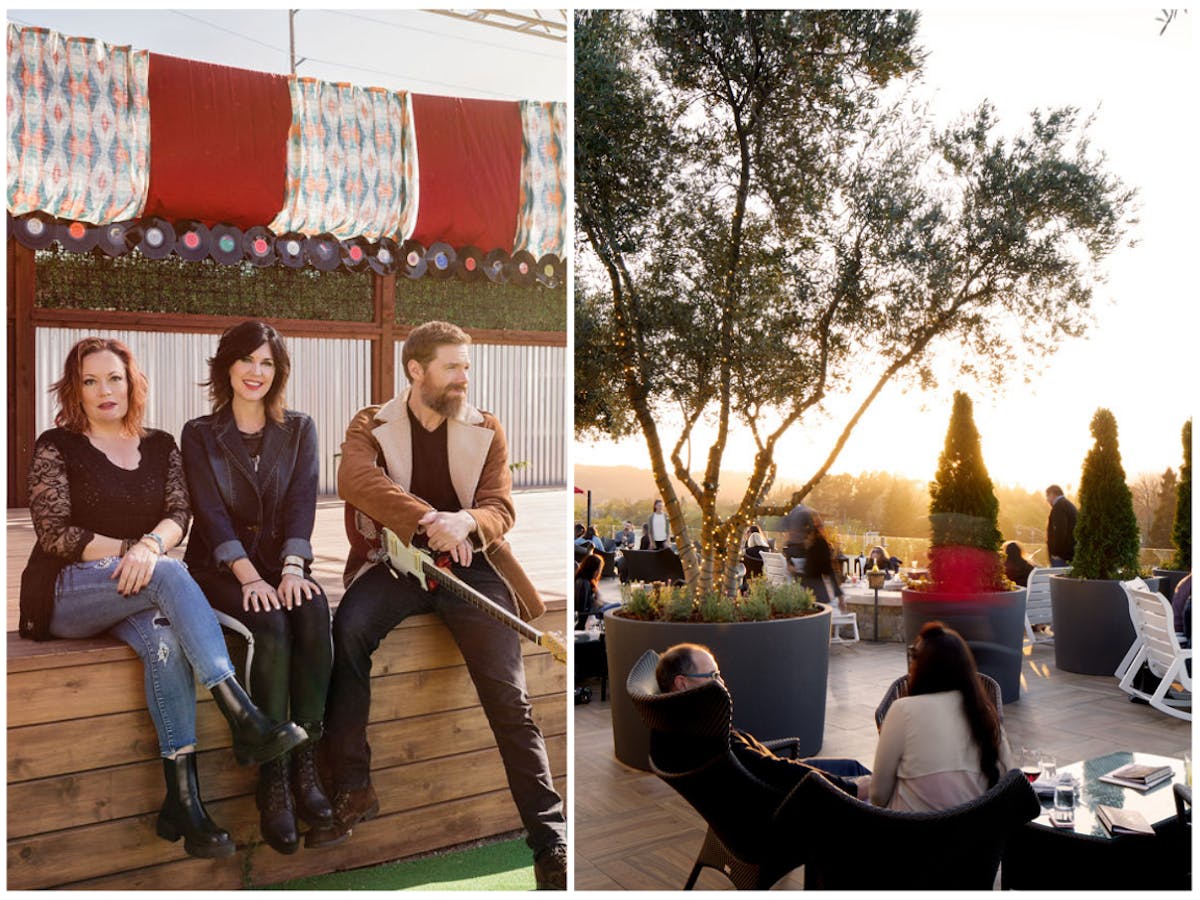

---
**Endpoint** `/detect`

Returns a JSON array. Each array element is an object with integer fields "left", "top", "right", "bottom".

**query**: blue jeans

[{"left": 50, "top": 557, "right": 236, "bottom": 756}]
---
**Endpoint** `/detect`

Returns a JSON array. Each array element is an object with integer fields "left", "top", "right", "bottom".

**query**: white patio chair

[
  {"left": 1023, "top": 566, "right": 1070, "bottom": 645},
  {"left": 1118, "top": 586, "right": 1191, "bottom": 721},
  {"left": 761, "top": 551, "right": 791, "bottom": 586},
  {"left": 1114, "top": 576, "right": 1152, "bottom": 679}
]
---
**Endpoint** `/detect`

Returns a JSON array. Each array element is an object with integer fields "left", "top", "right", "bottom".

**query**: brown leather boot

[
  {"left": 533, "top": 843, "right": 567, "bottom": 890},
  {"left": 305, "top": 782, "right": 379, "bottom": 848},
  {"left": 257, "top": 756, "right": 299, "bottom": 854},
  {"left": 291, "top": 740, "right": 334, "bottom": 830}
]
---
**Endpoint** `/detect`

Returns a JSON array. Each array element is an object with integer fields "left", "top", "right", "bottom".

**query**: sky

[
  {"left": 5, "top": 7, "right": 568, "bottom": 102},
  {"left": 574, "top": 8, "right": 1197, "bottom": 496}
]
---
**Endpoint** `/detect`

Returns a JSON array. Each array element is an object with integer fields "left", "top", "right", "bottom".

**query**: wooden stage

[{"left": 7, "top": 490, "right": 569, "bottom": 890}]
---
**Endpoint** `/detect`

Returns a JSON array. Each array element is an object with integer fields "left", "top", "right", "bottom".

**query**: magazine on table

[
  {"left": 1096, "top": 804, "right": 1155, "bottom": 836},
  {"left": 1097, "top": 762, "right": 1174, "bottom": 791}
]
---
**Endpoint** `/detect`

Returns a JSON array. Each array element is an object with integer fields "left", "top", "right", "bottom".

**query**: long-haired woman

[
  {"left": 181, "top": 321, "right": 336, "bottom": 854},
  {"left": 19, "top": 337, "right": 306, "bottom": 859},
  {"left": 869, "top": 621, "right": 1012, "bottom": 811},
  {"left": 574, "top": 553, "right": 604, "bottom": 630}
]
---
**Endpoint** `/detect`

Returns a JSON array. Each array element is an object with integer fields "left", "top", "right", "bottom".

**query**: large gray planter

[
  {"left": 900, "top": 589, "right": 1027, "bottom": 704},
  {"left": 604, "top": 606, "right": 832, "bottom": 771},
  {"left": 1049, "top": 576, "right": 1135, "bottom": 675},
  {"left": 1152, "top": 568, "right": 1189, "bottom": 600}
]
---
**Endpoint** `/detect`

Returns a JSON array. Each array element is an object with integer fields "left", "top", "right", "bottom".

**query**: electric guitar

[{"left": 380, "top": 527, "right": 567, "bottom": 665}]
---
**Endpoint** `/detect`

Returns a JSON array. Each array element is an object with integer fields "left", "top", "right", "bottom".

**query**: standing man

[
  {"left": 1045, "top": 484, "right": 1078, "bottom": 568},
  {"left": 646, "top": 499, "right": 670, "bottom": 550},
  {"left": 315, "top": 321, "right": 566, "bottom": 888}
]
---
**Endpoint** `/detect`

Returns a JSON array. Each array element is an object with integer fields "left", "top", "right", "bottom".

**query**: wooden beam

[
  {"left": 8, "top": 240, "right": 37, "bottom": 507},
  {"left": 32, "top": 307, "right": 381, "bottom": 340},
  {"left": 372, "top": 270, "right": 398, "bottom": 403}
]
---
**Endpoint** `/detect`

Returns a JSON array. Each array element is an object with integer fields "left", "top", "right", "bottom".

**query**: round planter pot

[
  {"left": 1152, "top": 568, "right": 1189, "bottom": 600},
  {"left": 604, "top": 606, "right": 832, "bottom": 772},
  {"left": 1049, "top": 576, "right": 1135, "bottom": 676},
  {"left": 900, "top": 589, "right": 1027, "bottom": 704}
]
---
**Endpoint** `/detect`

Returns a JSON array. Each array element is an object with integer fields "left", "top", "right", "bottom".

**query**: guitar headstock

[{"left": 540, "top": 630, "right": 568, "bottom": 665}]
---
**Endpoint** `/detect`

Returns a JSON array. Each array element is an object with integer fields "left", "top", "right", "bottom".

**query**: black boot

[
  {"left": 292, "top": 723, "right": 335, "bottom": 833},
  {"left": 257, "top": 756, "right": 300, "bottom": 854},
  {"left": 156, "top": 753, "right": 236, "bottom": 859},
  {"left": 210, "top": 677, "right": 307, "bottom": 766}
]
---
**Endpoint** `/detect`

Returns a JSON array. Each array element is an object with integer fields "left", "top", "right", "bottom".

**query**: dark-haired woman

[
  {"left": 182, "top": 321, "right": 336, "bottom": 854},
  {"left": 870, "top": 621, "right": 1012, "bottom": 811},
  {"left": 574, "top": 554, "right": 604, "bottom": 631},
  {"left": 20, "top": 337, "right": 306, "bottom": 860}
]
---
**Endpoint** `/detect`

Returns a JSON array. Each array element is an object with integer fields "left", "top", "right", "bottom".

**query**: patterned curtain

[
  {"left": 514, "top": 100, "right": 566, "bottom": 260},
  {"left": 270, "top": 78, "right": 418, "bottom": 240},
  {"left": 6, "top": 23, "right": 150, "bottom": 223}
]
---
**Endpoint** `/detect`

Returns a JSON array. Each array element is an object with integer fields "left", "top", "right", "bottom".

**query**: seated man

[
  {"left": 656, "top": 643, "right": 870, "bottom": 798},
  {"left": 615, "top": 521, "right": 637, "bottom": 549}
]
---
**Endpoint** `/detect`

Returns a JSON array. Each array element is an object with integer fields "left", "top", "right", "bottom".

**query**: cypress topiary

[
  {"left": 1071, "top": 408, "right": 1141, "bottom": 580},
  {"left": 927, "top": 392, "right": 1005, "bottom": 592},
  {"left": 1172, "top": 419, "right": 1192, "bottom": 571}
]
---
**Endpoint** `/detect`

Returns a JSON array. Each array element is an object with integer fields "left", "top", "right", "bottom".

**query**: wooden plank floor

[{"left": 574, "top": 580, "right": 1192, "bottom": 891}]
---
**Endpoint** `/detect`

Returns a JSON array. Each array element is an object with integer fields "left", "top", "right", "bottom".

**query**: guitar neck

[{"left": 419, "top": 558, "right": 543, "bottom": 645}]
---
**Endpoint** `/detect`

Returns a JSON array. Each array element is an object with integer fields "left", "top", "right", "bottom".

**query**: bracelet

[
  {"left": 281, "top": 565, "right": 305, "bottom": 577},
  {"left": 120, "top": 538, "right": 136, "bottom": 556},
  {"left": 240, "top": 578, "right": 268, "bottom": 588},
  {"left": 142, "top": 532, "right": 166, "bottom": 555},
  {"left": 283, "top": 554, "right": 304, "bottom": 568},
  {"left": 138, "top": 537, "right": 162, "bottom": 556}
]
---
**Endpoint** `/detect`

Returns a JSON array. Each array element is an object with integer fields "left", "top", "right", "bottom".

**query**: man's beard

[{"left": 423, "top": 383, "right": 466, "bottom": 418}]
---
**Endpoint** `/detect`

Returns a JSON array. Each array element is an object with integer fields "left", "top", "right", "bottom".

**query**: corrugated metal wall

[
  {"left": 395, "top": 339, "right": 566, "bottom": 488},
  {"left": 35, "top": 328, "right": 565, "bottom": 492},
  {"left": 35, "top": 329, "right": 371, "bottom": 494}
]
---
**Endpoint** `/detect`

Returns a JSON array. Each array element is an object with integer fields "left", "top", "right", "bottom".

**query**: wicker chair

[
  {"left": 784, "top": 767, "right": 1039, "bottom": 889},
  {"left": 624, "top": 650, "right": 809, "bottom": 889},
  {"left": 874, "top": 672, "right": 1004, "bottom": 731}
]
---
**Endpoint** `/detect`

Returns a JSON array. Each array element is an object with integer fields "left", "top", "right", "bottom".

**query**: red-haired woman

[
  {"left": 182, "top": 321, "right": 334, "bottom": 854},
  {"left": 870, "top": 621, "right": 1013, "bottom": 811},
  {"left": 19, "top": 337, "right": 306, "bottom": 859}
]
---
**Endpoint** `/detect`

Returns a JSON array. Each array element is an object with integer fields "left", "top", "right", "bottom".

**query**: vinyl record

[
  {"left": 455, "top": 245, "right": 485, "bottom": 282},
  {"left": 276, "top": 232, "right": 307, "bottom": 269},
  {"left": 13, "top": 212, "right": 60, "bottom": 250},
  {"left": 400, "top": 239, "right": 427, "bottom": 279},
  {"left": 366, "top": 236, "right": 400, "bottom": 276},
  {"left": 174, "top": 220, "right": 211, "bottom": 262},
  {"left": 482, "top": 248, "right": 510, "bottom": 284},
  {"left": 97, "top": 219, "right": 143, "bottom": 257},
  {"left": 243, "top": 226, "right": 277, "bottom": 267},
  {"left": 305, "top": 233, "right": 342, "bottom": 271},
  {"left": 57, "top": 220, "right": 99, "bottom": 254},
  {"left": 425, "top": 241, "right": 456, "bottom": 279},
  {"left": 137, "top": 217, "right": 175, "bottom": 259},
  {"left": 535, "top": 253, "right": 564, "bottom": 289},
  {"left": 509, "top": 250, "right": 537, "bottom": 287},
  {"left": 340, "top": 237, "right": 370, "bottom": 272},
  {"left": 210, "top": 223, "right": 244, "bottom": 265}
]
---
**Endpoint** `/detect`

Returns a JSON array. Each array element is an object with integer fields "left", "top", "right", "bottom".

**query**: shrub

[
  {"left": 1172, "top": 419, "right": 1192, "bottom": 571},
  {"left": 770, "top": 580, "right": 815, "bottom": 617},
  {"left": 659, "top": 583, "right": 695, "bottom": 621},
  {"left": 925, "top": 391, "right": 1007, "bottom": 592},
  {"left": 699, "top": 590, "right": 737, "bottom": 622},
  {"left": 1072, "top": 408, "right": 1141, "bottom": 580},
  {"left": 737, "top": 583, "right": 772, "bottom": 621},
  {"left": 621, "top": 584, "right": 655, "bottom": 619}
]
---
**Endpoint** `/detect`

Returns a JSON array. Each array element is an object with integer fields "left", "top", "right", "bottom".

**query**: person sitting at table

[
  {"left": 1003, "top": 541, "right": 1035, "bottom": 587},
  {"left": 574, "top": 554, "right": 604, "bottom": 631},
  {"left": 866, "top": 545, "right": 897, "bottom": 576},
  {"left": 870, "top": 621, "right": 1013, "bottom": 812},
  {"left": 638, "top": 524, "right": 652, "bottom": 550},
  {"left": 1172, "top": 573, "right": 1192, "bottom": 648},
  {"left": 744, "top": 530, "right": 769, "bottom": 562},
  {"left": 657, "top": 643, "right": 871, "bottom": 797},
  {"left": 615, "top": 521, "right": 637, "bottom": 549},
  {"left": 582, "top": 524, "right": 605, "bottom": 553}
]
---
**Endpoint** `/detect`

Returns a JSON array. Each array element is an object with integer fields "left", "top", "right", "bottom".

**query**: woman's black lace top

[{"left": 20, "top": 427, "right": 190, "bottom": 640}]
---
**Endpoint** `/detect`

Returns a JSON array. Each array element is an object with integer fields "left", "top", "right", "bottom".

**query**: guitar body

[{"left": 381, "top": 528, "right": 567, "bottom": 665}]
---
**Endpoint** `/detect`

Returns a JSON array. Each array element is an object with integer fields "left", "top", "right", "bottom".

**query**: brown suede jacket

[{"left": 338, "top": 389, "right": 545, "bottom": 622}]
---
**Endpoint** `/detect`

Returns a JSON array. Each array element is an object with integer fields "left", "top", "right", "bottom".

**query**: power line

[
  {"left": 321, "top": 9, "right": 563, "bottom": 61},
  {"left": 168, "top": 10, "right": 289, "bottom": 59}
]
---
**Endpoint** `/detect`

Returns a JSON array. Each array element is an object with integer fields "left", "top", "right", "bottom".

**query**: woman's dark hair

[
  {"left": 584, "top": 525, "right": 599, "bottom": 541},
  {"left": 908, "top": 621, "right": 1004, "bottom": 788},
  {"left": 575, "top": 554, "right": 603, "bottom": 585},
  {"left": 1003, "top": 541, "right": 1025, "bottom": 561},
  {"left": 205, "top": 320, "right": 291, "bottom": 422}
]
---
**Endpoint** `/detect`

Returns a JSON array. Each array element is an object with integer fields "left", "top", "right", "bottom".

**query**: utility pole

[{"left": 288, "top": 9, "right": 305, "bottom": 75}]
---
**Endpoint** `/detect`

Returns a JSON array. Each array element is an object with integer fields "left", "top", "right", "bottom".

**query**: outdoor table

[
  {"left": 1001, "top": 751, "right": 1189, "bottom": 890},
  {"left": 841, "top": 583, "right": 904, "bottom": 641}
]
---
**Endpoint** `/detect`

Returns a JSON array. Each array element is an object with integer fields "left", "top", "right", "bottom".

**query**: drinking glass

[
  {"left": 1020, "top": 747, "right": 1041, "bottom": 783},
  {"left": 1039, "top": 752, "right": 1057, "bottom": 783},
  {"left": 1052, "top": 774, "right": 1077, "bottom": 826}
]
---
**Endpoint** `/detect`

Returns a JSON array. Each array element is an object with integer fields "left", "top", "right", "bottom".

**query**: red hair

[{"left": 52, "top": 337, "right": 148, "bottom": 436}]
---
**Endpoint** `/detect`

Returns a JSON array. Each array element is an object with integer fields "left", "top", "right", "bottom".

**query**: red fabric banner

[
  {"left": 409, "top": 94, "right": 522, "bottom": 252},
  {"left": 142, "top": 52, "right": 291, "bottom": 228}
]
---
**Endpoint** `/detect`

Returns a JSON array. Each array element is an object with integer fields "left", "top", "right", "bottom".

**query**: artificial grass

[{"left": 259, "top": 837, "right": 535, "bottom": 891}]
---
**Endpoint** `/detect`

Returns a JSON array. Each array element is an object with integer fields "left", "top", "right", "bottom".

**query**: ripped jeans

[{"left": 50, "top": 557, "right": 236, "bottom": 757}]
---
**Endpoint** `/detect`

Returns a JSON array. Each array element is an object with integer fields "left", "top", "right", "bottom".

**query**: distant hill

[{"left": 574, "top": 464, "right": 753, "bottom": 504}]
